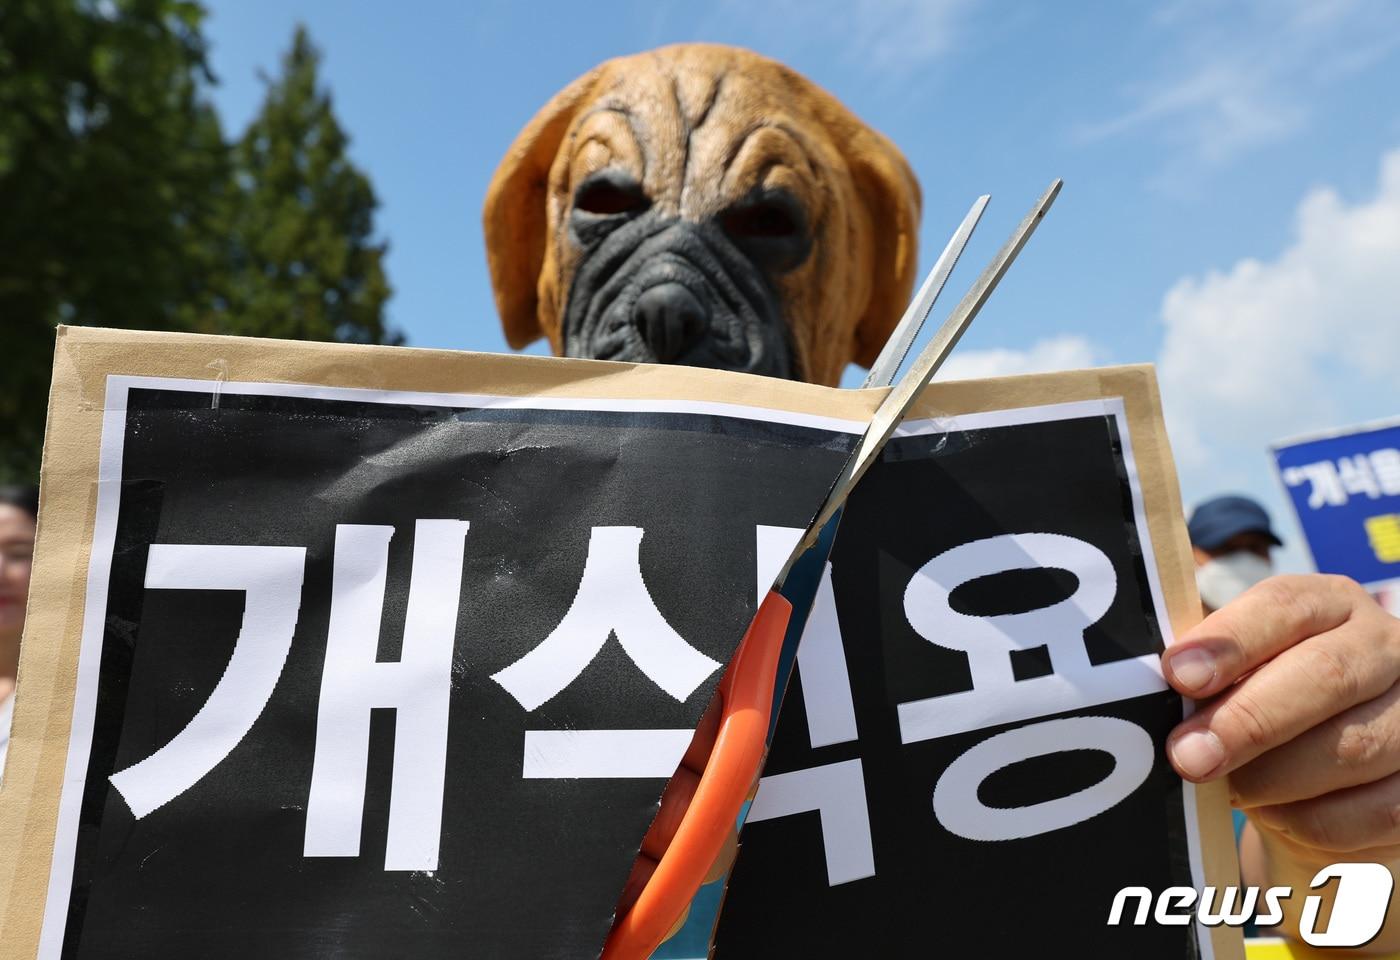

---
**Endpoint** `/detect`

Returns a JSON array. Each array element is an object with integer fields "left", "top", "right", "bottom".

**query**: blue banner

[{"left": 1272, "top": 419, "right": 1400, "bottom": 592}]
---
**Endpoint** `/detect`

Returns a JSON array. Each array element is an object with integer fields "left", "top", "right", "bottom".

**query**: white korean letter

[
  {"left": 491, "top": 526, "right": 719, "bottom": 711},
  {"left": 518, "top": 525, "right": 798, "bottom": 780},
  {"left": 1283, "top": 462, "right": 1348, "bottom": 508},
  {"left": 931, "top": 716, "right": 1154, "bottom": 841},
  {"left": 896, "top": 533, "right": 1166, "bottom": 743},
  {"left": 304, "top": 520, "right": 468, "bottom": 872},
  {"left": 1371, "top": 449, "right": 1400, "bottom": 496},
  {"left": 748, "top": 759, "right": 875, "bottom": 886},
  {"left": 110, "top": 544, "right": 306, "bottom": 819},
  {"left": 903, "top": 533, "right": 1116, "bottom": 688}
]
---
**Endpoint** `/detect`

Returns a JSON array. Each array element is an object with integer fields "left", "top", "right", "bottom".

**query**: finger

[
  {"left": 1168, "top": 616, "right": 1398, "bottom": 781},
  {"left": 1162, "top": 575, "right": 1366, "bottom": 698},
  {"left": 616, "top": 853, "right": 656, "bottom": 916},
  {"left": 682, "top": 695, "right": 721, "bottom": 773},
  {"left": 1252, "top": 768, "right": 1400, "bottom": 855},
  {"left": 1231, "top": 682, "right": 1400, "bottom": 807},
  {"left": 641, "top": 766, "right": 700, "bottom": 860}
]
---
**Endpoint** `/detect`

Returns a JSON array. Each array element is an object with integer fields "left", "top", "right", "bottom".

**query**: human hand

[{"left": 1162, "top": 574, "right": 1400, "bottom": 867}]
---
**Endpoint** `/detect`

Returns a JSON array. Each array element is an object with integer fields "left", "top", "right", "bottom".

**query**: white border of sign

[{"left": 1271, "top": 413, "right": 1400, "bottom": 450}]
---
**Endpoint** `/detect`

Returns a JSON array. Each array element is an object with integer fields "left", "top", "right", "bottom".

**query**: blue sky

[{"left": 201, "top": 0, "right": 1400, "bottom": 570}]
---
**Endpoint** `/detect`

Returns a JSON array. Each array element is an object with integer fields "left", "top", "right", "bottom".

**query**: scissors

[{"left": 602, "top": 180, "right": 1062, "bottom": 960}]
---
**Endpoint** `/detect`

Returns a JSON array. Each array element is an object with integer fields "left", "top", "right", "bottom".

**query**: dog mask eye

[
  {"left": 720, "top": 190, "right": 812, "bottom": 274},
  {"left": 723, "top": 201, "right": 796, "bottom": 238},
  {"left": 573, "top": 171, "right": 649, "bottom": 216}
]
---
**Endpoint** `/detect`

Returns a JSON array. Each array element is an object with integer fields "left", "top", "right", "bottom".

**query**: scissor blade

[
  {"left": 862, "top": 195, "right": 990, "bottom": 390},
  {"left": 773, "top": 178, "right": 1062, "bottom": 586}
]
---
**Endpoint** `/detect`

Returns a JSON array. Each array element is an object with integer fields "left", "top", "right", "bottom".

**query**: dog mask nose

[{"left": 633, "top": 283, "right": 707, "bottom": 362}]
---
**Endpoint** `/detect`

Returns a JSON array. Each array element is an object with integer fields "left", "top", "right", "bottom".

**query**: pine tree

[
  {"left": 0, "top": 0, "right": 229, "bottom": 482},
  {"left": 0, "top": 13, "right": 398, "bottom": 483},
  {"left": 217, "top": 26, "right": 396, "bottom": 345}
]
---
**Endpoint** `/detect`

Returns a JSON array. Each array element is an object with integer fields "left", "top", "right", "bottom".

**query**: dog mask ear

[
  {"left": 843, "top": 130, "right": 922, "bottom": 369},
  {"left": 483, "top": 69, "right": 601, "bottom": 349}
]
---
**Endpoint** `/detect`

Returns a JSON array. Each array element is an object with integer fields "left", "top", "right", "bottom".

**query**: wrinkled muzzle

[{"left": 562, "top": 212, "right": 795, "bottom": 379}]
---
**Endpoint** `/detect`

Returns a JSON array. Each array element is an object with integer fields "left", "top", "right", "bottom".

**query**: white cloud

[
  {"left": 926, "top": 150, "right": 1400, "bottom": 574},
  {"left": 1158, "top": 146, "right": 1400, "bottom": 467},
  {"left": 1080, "top": 0, "right": 1400, "bottom": 170},
  {"left": 1156, "top": 147, "right": 1400, "bottom": 567},
  {"left": 933, "top": 334, "right": 1100, "bottom": 382},
  {"left": 710, "top": 0, "right": 976, "bottom": 74},
  {"left": 838, "top": 0, "right": 976, "bottom": 69}
]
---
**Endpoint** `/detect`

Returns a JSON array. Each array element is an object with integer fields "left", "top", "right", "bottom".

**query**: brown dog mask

[{"left": 484, "top": 44, "right": 921, "bottom": 386}]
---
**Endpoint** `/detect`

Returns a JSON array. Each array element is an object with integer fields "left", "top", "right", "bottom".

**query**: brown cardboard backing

[{"left": 0, "top": 327, "right": 1237, "bottom": 959}]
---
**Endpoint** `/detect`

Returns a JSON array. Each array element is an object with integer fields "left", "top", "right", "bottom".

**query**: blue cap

[{"left": 1187, "top": 495, "right": 1282, "bottom": 551}]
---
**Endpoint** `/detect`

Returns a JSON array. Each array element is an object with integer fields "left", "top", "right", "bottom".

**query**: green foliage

[
  {"left": 0, "top": 0, "right": 228, "bottom": 482},
  {"left": 0, "top": 6, "right": 396, "bottom": 483},
  {"left": 214, "top": 26, "right": 395, "bottom": 345}
]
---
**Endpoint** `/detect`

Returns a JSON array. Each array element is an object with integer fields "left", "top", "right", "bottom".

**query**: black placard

[
  {"left": 714, "top": 405, "right": 1203, "bottom": 958},
  {"left": 48, "top": 381, "right": 851, "bottom": 959}
]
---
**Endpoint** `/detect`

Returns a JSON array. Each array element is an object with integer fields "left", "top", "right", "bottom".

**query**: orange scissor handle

[{"left": 600, "top": 590, "right": 794, "bottom": 960}]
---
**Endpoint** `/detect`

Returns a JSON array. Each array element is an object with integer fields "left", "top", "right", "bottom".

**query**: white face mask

[{"left": 1196, "top": 551, "right": 1273, "bottom": 611}]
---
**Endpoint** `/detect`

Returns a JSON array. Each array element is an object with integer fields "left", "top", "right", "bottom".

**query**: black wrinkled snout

[{"left": 562, "top": 175, "right": 803, "bottom": 378}]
